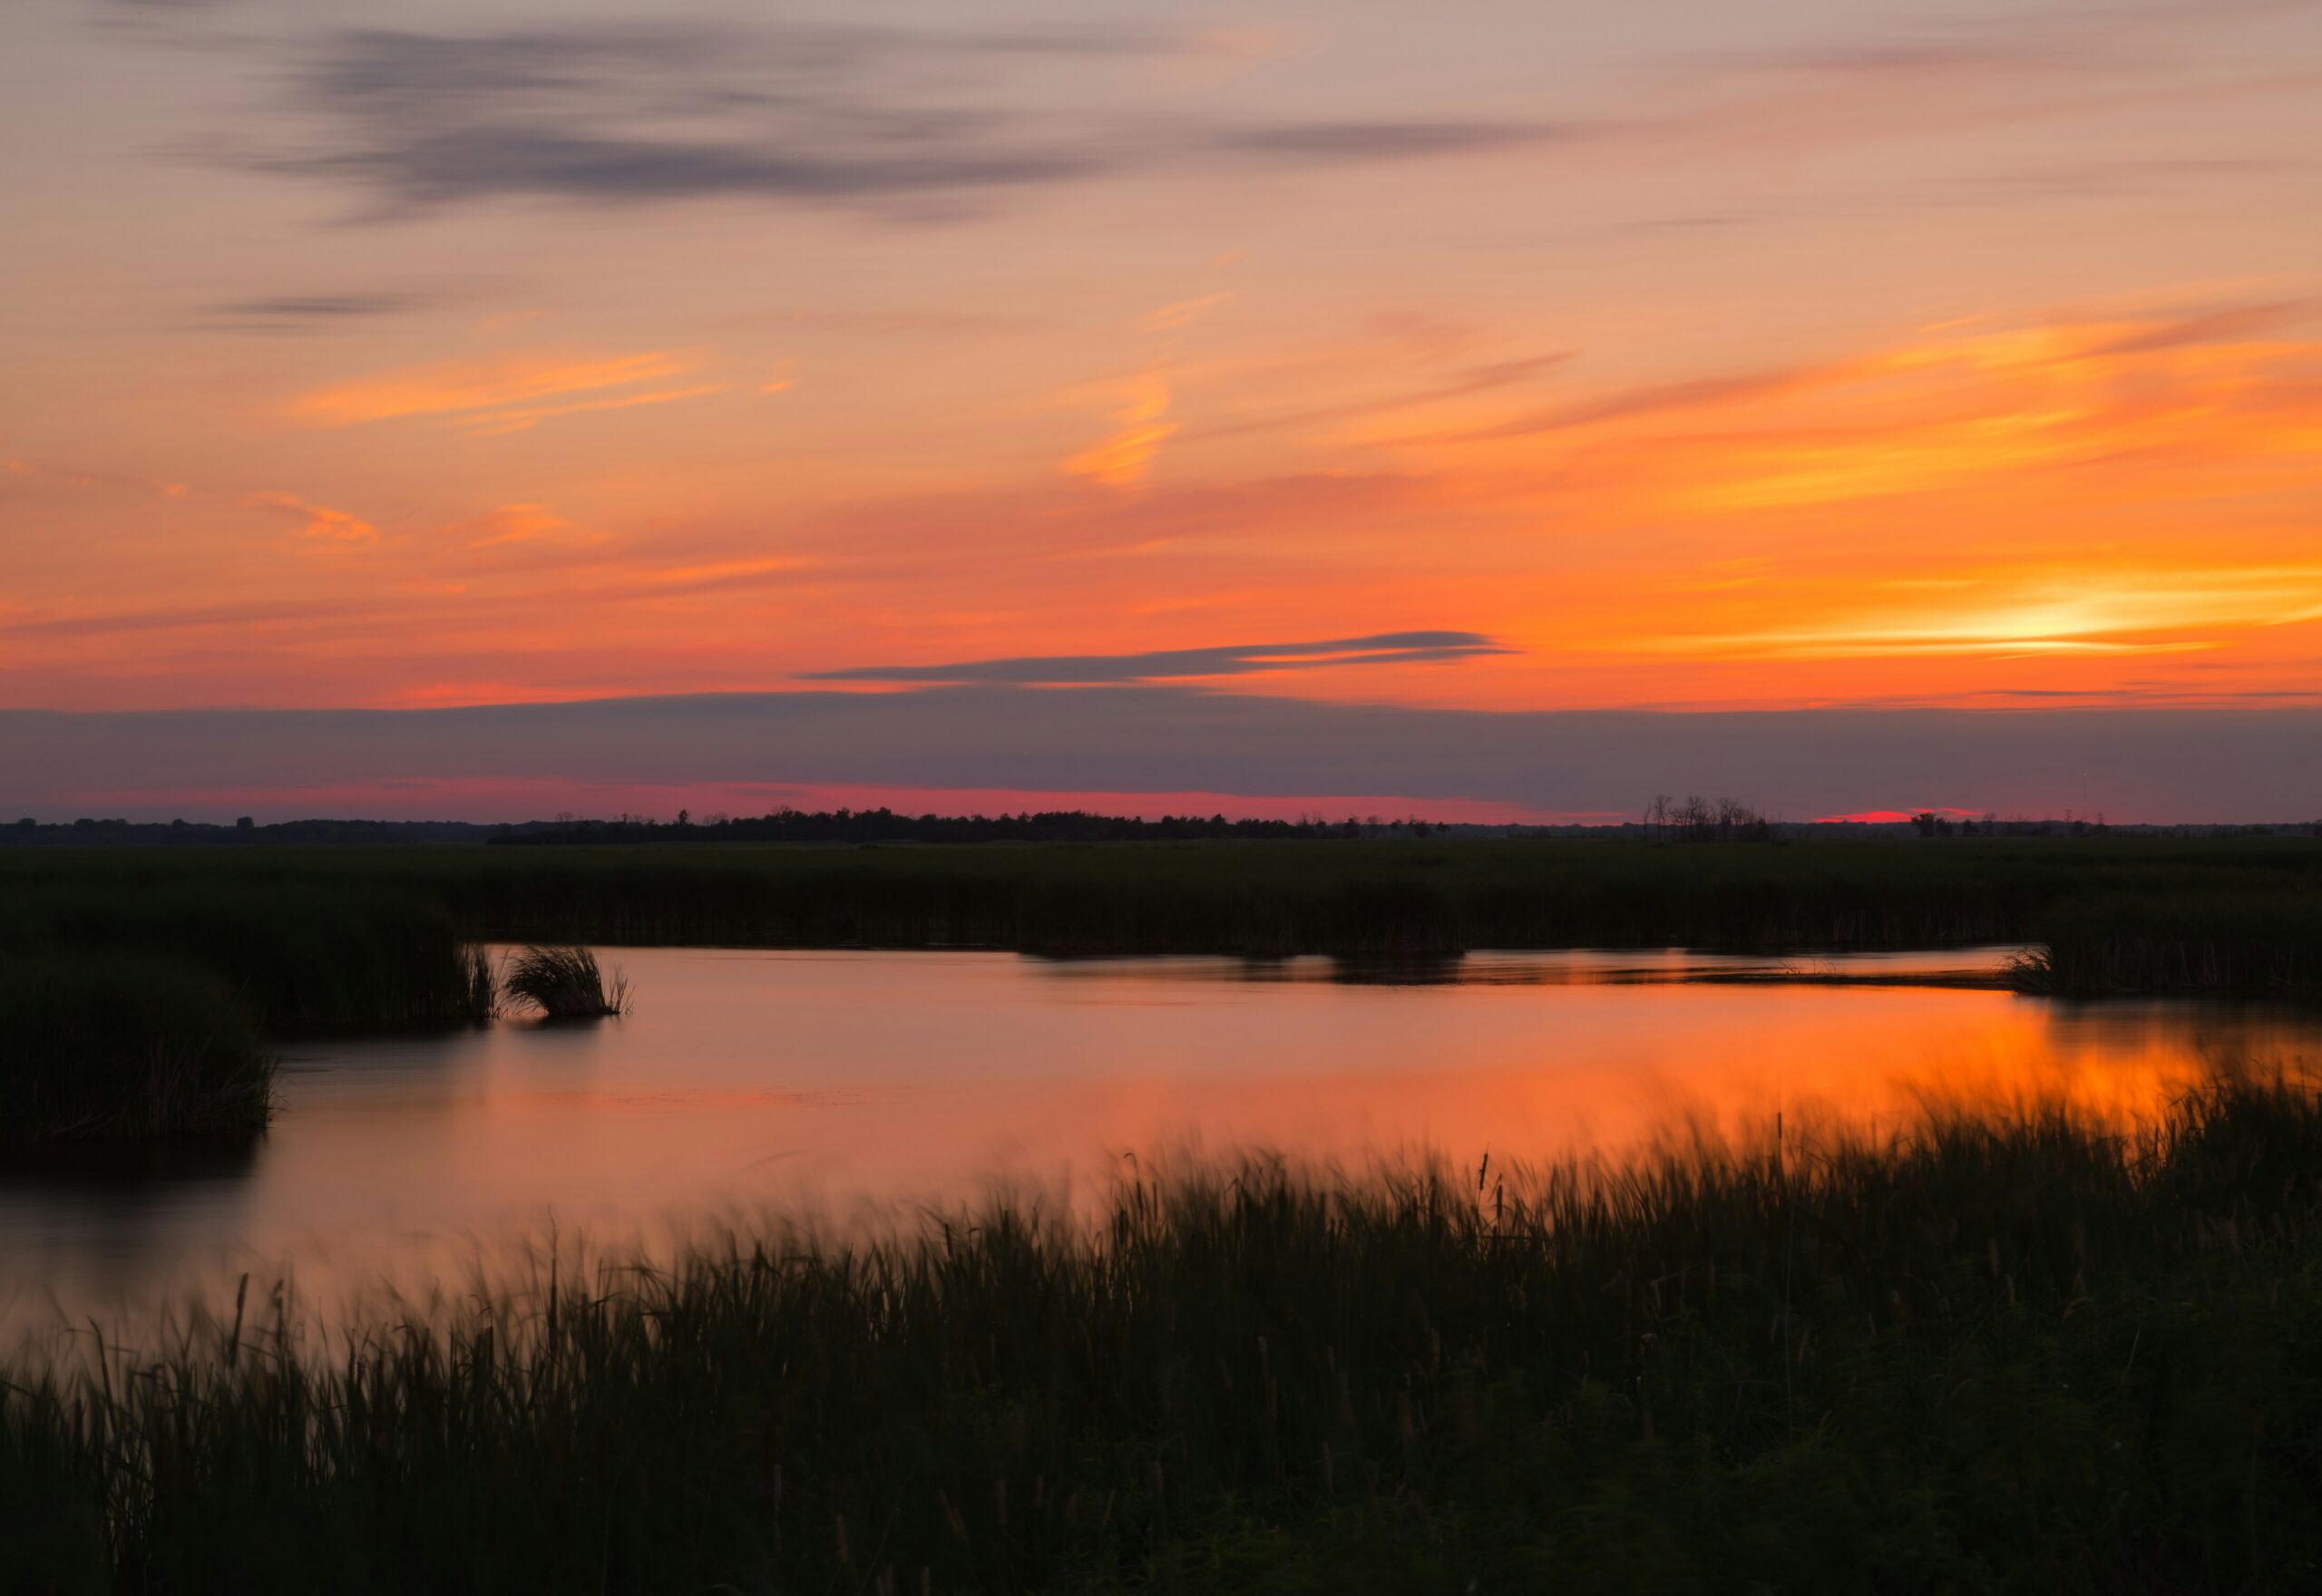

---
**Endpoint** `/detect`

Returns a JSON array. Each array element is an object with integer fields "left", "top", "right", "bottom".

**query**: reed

[
  {"left": 7, "top": 1072, "right": 2320, "bottom": 1590},
  {"left": 0, "top": 959, "right": 272, "bottom": 1140},
  {"left": 0, "top": 878, "right": 499, "bottom": 1033},
  {"left": 499, "top": 944, "right": 629, "bottom": 1017},
  {"left": 2013, "top": 890, "right": 2322, "bottom": 998}
]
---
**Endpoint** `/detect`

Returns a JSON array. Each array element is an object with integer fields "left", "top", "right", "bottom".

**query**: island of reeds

[
  {"left": 5, "top": 1073, "right": 2320, "bottom": 1591},
  {"left": 0, "top": 859, "right": 629, "bottom": 1138}
]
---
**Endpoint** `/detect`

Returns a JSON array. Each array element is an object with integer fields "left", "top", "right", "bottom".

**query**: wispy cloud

[
  {"left": 1631, "top": 568, "right": 2322, "bottom": 661},
  {"left": 1064, "top": 370, "right": 1176, "bottom": 487},
  {"left": 232, "top": 23, "right": 1563, "bottom": 219},
  {"left": 459, "top": 384, "right": 727, "bottom": 438},
  {"left": 805, "top": 630, "right": 1508, "bottom": 685},
  {"left": 437, "top": 503, "right": 590, "bottom": 549},
  {"left": 198, "top": 291, "right": 428, "bottom": 333},
  {"left": 244, "top": 490, "right": 376, "bottom": 542},
  {"left": 286, "top": 349, "right": 706, "bottom": 430}
]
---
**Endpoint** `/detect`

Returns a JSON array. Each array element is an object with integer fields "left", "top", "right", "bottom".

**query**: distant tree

[{"left": 234, "top": 816, "right": 254, "bottom": 832}]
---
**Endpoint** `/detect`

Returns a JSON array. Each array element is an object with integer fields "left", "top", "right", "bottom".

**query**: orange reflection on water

[{"left": 1, "top": 949, "right": 2313, "bottom": 1338}]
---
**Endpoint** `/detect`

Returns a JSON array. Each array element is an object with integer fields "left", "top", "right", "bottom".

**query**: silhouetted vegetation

[
  {"left": 6, "top": 836, "right": 2322, "bottom": 965},
  {"left": 499, "top": 807, "right": 1464, "bottom": 844},
  {"left": 14, "top": 806, "right": 2309, "bottom": 849},
  {"left": 7, "top": 1071, "right": 2322, "bottom": 1591},
  {"left": 2013, "top": 891, "right": 2322, "bottom": 998},
  {"left": 0, "top": 959, "right": 271, "bottom": 1141},
  {"left": 0, "top": 879, "right": 497, "bottom": 1035},
  {"left": 501, "top": 945, "right": 629, "bottom": 1018},
  {"left": 0, "top": 878, "right": 495, "bottom": 1139},
  {"left": 1643, "top": 793, "right": 1773, "bottom": 842}
]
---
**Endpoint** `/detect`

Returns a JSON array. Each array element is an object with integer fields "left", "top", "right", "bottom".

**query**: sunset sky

[{"left": 5, "top": 0, "right": 2321, "bottom": 818}]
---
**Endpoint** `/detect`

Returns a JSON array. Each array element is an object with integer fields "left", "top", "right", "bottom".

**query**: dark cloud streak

[
  {"left": 242, "top": 23, "right": 1562, "bottom": 217},
  {"left": 805, "top": 631, "right": 1508, "bottom": 685}
]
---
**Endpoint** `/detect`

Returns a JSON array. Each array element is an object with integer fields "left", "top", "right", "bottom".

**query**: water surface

[{"left": 5, "top": 946, "right": 2314, "bottom": 1335}]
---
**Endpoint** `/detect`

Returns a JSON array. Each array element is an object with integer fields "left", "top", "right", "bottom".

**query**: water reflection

[
  {"left": 2, "top": 947, "right": 2314, "bottom": 1338},
  {"left": 1039, "top": 948, "right": 2019, "bottom": 987}
]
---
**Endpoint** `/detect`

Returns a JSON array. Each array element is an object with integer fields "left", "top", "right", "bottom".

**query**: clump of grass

[
  {"left": 8, "top": 1072, "right": 2322, "bottom": 1590},
  {"left": 0, "top": 959, "right": 273, "bottom": 1140},
  {"left": 498, "top": 945, "right": 628, "bottom": 1017}
]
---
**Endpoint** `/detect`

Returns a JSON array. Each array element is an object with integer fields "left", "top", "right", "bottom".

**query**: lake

[{"left": 5, "top": 945, "right": 2315, "bottom": 1339}]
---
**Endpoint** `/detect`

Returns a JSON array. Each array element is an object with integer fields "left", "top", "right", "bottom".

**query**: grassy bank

[
  {"left": 6, "top": 835, "right": 2321, "bottom": 959},
  {"left": 0, "top": 960, "right": 272, "bottom": 1141},
  {"left": 2014, "top": 892, "right": 2322, "bottom": 998},
  {"left": 0, "top": 879, "right": 495, "bottom": 1036},
  {"left": 7, "top": 1074, "right": 2322, "bottom": 1591},
  {"left": 0, "top": 878, "right": 493, "bottom": 1138}
]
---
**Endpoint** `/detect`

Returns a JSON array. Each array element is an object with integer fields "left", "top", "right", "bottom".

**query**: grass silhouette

[
  {"left": 8, "top": 1070, "right": 2322, "bottom": 1590},
  {"left": 500, "top": 944, "right": 629, "bottom": 1017},
  {"left": 0, "top": 959, "right": 272, "bottom": 1140}
]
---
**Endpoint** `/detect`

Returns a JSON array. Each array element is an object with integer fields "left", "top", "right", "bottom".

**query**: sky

[{"left": 5, "top": 0, "right": 2320, "bottom": 818}]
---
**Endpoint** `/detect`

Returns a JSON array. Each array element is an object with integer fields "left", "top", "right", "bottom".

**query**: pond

[{"left": 5, "top": 946, "right": 2315, "bottom": 1338}]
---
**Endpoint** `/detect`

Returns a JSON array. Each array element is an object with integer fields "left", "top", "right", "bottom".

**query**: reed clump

[
  {"left": 499, "top": 945, "right": 629, "bottom": 1017},
  {"left": 0, "top": 959, "right": 272, "bottom": 1140},
  {"left": 7, "top": 1072, "right": 2322, "bottom": 1591}
]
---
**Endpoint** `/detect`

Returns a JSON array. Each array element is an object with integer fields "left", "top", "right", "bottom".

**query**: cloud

[
  {"left": 11, "top": 690, "right": 2322, "bottom": 823},
  {"left": 458, "top": 384, "right": 727, "bottom": 438},
  {"left": 287, "top": 349, "right": 702, "bottom": 427},
  {"left": 2090, "top": 298, "right": 2314, "bottom": 355},
  {"left": 437, "top": 503, "right": 585, "bottom": 549},
  {"left": 1214, "top": 121, "right": 1563, "bottom": 160},
  {"left": 804, "top": 631, "right": 1508, "bottom": 685},
  {"left": 1186, "top": 353, "right": 1570, "bottom": 443},
  {"left": 1064, "top": 370, "right": 1176, "bottom": 486},
  {"left": 1644, "top": 568, "right": 2322, "bottom": 661},
  {"left": 238, "top": 23, "right": 1567, "bottom": 218},
  {"left": 243, "top": 490, "right": 376, "bottom": 542},
  {"left": 199, "top": 292, "right": 424, "bottom": 332}
]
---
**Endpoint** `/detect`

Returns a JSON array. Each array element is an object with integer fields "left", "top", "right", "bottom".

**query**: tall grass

[
  {"left": 2014, "top": 891, "right": 2322, "bottom": 998},
  {"left": 0, "top": 880, "right": 498, "bottom": 1034},
  {"left": 500, "top": 945, "right": 629, "bottom": 1017},
  {"left": 0, "top": 959, "right": 272, "bottom": 1140},
  {"left": 7, "top": 1073, "right": 2322, "bottom": 1591},
  {"left": 0, "top": 876, "right": 494, "bottom": 1139}
]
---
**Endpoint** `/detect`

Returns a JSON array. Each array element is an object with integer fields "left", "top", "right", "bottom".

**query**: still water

[{"left": 4, "top": 946, "right": 2316, "bottom": 1335}]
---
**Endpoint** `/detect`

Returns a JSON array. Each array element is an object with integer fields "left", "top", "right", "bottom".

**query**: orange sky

[{"left": 4, "top": 0, "right": 2320, "bottom": 718}]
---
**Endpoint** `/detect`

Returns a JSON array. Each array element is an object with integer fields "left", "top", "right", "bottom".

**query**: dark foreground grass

[
  {"left": 7, "top": 1075, "right": 2322, "bottom": 1592},
  {"left": 0, "top": 960, "right": 272, "bottom": 1141}
]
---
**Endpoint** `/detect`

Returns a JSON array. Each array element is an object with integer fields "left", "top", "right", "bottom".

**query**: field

[
  {"left": 6, "top": 833, "right": 2321, "bottom": 957},
  {"left": 6, "top": 1071, "right": 2319, "bottom": 1592}
]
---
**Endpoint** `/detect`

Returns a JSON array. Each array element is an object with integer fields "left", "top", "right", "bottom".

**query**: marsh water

[{"left": 5, "top": 945, "right": 2317, "bottom": 1337}]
